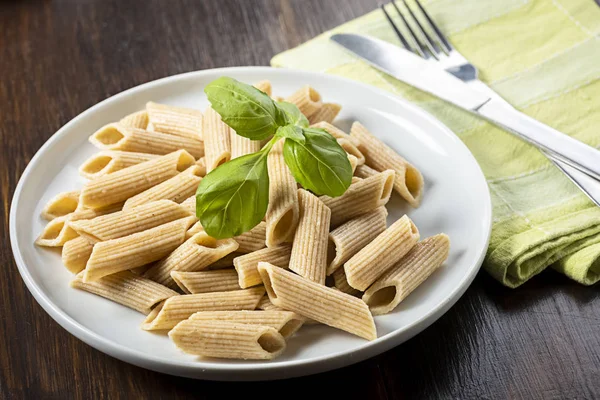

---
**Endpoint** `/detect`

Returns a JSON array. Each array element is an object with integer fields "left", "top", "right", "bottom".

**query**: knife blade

[{"left": 331, "top": 33, "right": 600, "bottom": 181}]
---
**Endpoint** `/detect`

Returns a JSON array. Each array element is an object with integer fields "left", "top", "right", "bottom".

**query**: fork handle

[{"left": 477, "top": 98, "right": 600, "bottom": 181}]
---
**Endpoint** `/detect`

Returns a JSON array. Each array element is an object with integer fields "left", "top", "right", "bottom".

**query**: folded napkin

[{"left": 272, "top": 0, "right": 600, "bottom": 287}]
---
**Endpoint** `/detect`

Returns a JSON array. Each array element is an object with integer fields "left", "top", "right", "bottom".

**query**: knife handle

[{"left": 478, "top": 98, "right": 600, "bottom": 180}]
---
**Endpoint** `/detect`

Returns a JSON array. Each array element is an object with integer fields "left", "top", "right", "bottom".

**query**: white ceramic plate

[{"left": 10, "top": 67, "right": 491, "bottom": 381}]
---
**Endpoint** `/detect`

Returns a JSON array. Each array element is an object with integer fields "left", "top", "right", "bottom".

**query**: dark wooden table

[{"left": 1, "top": 1, "right": 598, "bottom": 398}]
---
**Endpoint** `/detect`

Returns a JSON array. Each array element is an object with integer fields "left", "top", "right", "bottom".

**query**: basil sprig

[{"left": 197, "top": 77, "right": 352, "bottom": 239}]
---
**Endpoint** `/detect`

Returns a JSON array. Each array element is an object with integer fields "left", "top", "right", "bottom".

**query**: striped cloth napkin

[{"left": 271, "top": 0, "right": 600, "bottom": 287}]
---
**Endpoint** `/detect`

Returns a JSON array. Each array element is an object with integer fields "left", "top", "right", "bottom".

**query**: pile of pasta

[{"left": 36, "top": 81, "right": 450, "bottom": 361}]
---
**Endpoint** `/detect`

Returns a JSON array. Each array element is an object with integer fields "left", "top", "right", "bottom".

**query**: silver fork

[{"left": 382, "top": 0, "right": 600, "bottom": 206}]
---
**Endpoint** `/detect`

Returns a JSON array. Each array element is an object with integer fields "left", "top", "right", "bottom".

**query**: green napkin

[{"left": 271, "top": 0, "right": 600, "bottom": 287}]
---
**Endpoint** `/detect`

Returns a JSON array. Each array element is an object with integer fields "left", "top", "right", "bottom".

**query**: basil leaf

[
  {"left": 276, "top": 101, "right": 309, "bottom": 128},
  {"left": 205, "top": 77, "right": 285, "bottom": 140},
  {"left": 283, "top": 128, "right": 352, "bottom": 197},
  {"left": 196, "top": 151, "right": 270, "bottom": 239},
  {"left": 275, "top": 125, "right": 305, "bottom": 144}
]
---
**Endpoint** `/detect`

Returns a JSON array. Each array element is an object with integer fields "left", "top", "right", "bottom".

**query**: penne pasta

[
  {"left": 308, "top": 103, "right": 342, "bottom": 125},
  {"left": 123, "top": 165, "right": 203, "bottom": 210},
  {"left": 83, "top": 216, "right": 195, "bottom": 282},
  {"left": 327, "top": 207, "right": 388, "bottom": 275},
  {"left": 142, "top": 287, "right": 265, "bottom": 330},
  {"left": 230, "top": 131, "right": 262, "bottom": 159},
  {"left": 234, "top": 221, "right": 267, "bottom": 253},
  {"left": 332, "top": 268, "right": 362, "bottom": 297},
  {"left": 70, "top": 200, "right": 192, "bottom": 243},
  {"left": 35, "top": 204, "right": 122, "bottom": 247},
  {"left": 203, "top": 106, "right": 232, "bottom": 172},
  {"left": 354, "top": 163, "right": 378, "bottom": 179},
  {"left": 146, "top": 101, "right": 203, "bottom": 139},
  {"left": 321, "top": 170, "right": 394, "bottom": 227},
  {"left": 348, "top": 154, "right": 359, "bottom": 174},
  {"left": 119, "top": 110, "right": 149, "bottom": 129},
  {"left": 90, "top": 123, "right": 203, "bottom": 158},
  {"left": 169, "top": 320, "right": 285, "bottom": 360},
  {"left": 350, "top": 122, "right": 424, "bottom": 207},
  {"left": 234, "top": 245, "right": 291, "bottom": 289},
  {"left": 187, "top": 310, "right": 303, "bottom": 338},
  {"left": 71, "top": 270, "right": 178, "bottom": 314},
  {"left": 253, "top": 80, "right": 272, "bottom": 97},
  {"left": 79, "top": 150, "right": 195, "bottom": 209},
  {"left": 266, "top": 141, "right": 299, "bottom": 247},
  {"left": 363, "top": 234, "right": 450, "bottom": 315},
  {"left": 345, "top": 215, "right": 419, "bottom": 291},
  {"left": 144, "top": 231, "right": 239, "bottom": 289},
  {"left": 62, "top": 236, "right": 94, "bottom": 274},
  {"left": 79, "top": 151, "right": 159, "bottom": 180},
  {"left": 310, "top": 121, "right": 354, "bottom": 142},
  {"left": 257, "top": 262, "right": 376, "bottom": 340},
  {"left": 285, "top": 85, "right": 322, "bottom": 118},
  {"left": 185, "top": 221, "right": 203, "bottom": 238},
  {"left": 180, "top": 195, "right": 196, "bottom": 216},
  {"left": 337, "top": 138, "right": 365, "bottom": 166},
  {"left": 195, "top": 157, "right": 207, "bottom": 176},
  {"left": 257, "top": 294, "right": 283, "bottom": 311},
  {"left": 171, "top": 270, "right": 240, "bottom": 294},
  {"left": 208, "top": 252, "right": 241, "bottom": 270},
  {"left": 289, "top": 189, "right": 330, "bottom": 285},
  {"left": 41, "top": 190, "right": 80, "bottom": 220}
]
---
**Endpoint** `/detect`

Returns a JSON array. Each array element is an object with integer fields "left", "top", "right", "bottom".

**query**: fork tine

[
  {"left": 413, "top": 0, "right": 452, "bottom": 54},
  {"left": 380, "top": 5, "right": 412, "bottom": 52},
  {"left": 388, "top": 2, "right": 426, "bottom": 58},
  {"left": 401, "top": 0, "right": 440, "bottom": 59}
]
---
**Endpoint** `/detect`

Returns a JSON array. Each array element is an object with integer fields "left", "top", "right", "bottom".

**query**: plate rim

[{"left": 9, "top": 66, "right": 492, "bottom": 380}]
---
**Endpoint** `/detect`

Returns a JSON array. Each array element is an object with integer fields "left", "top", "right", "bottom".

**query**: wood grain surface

[{"left": 1, "top": 1, "right": 598, "bottom": 399}]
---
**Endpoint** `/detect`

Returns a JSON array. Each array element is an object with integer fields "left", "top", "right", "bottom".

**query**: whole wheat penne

[
  {"left": 203, "top": 107, "right": 231, "bottom": 172},
  {"left": 90, "top": 123, "right": 204, "bottom": 158},
  {"left": 354, "top": 163, "right": 378, "bottom": 179},
  {"left": 348, "top": 154, "right": 359, "bottom": 173},
  {"left": 119, "top": 110, "right": 149, "bottom": 129},
  {"left": 83, "top": 216, "right": 195, "bottom": 282},
  {"left": 186, "top": 221, "right": 203, "bottom": 238},
  {"left": 265, "top": 140, "right": 299, "bottom": 247},
  {"left": 363, "top": 234, "right": 450, "bottom": 315},
  {"left": 70, "top": 200, "right": 192, "bottom": 243},
  {"left": 71, "top": 270, "right": 177, "bottom": 314},
  {"left": 308, "top": 103, "right": 342, "bottom": 125},
  {"left": 321, "top": 170, "right": 394, "bottom": 227},
  {"left": 142, "top": 287, "right": 265, "bottom": 330},
  {"left": 253, "top": 80, "right": 272, "bottom": 97},
  {"left": 327, "top": 207, "right": 388, "bottom": 275},
  {"left": 171, "top": 270, "right": 240, "bottom": 294},
  {"left": 146, "top": 101, "right": 203, "bottom": 139},
  {"left": 234, "top": 221, "right": 267, "bottom": 253},
  {"left": 289, "top": 189, "right": 330, "bottom": 285},
  {"left": 332, "top": 268, "right": 362, "bottom": 297},
  {"left": 257, "top": 262, "right": 376, "bottom": 340},
  {"left": 123, "top": 165, "right": 203, "bottom": 210},
  {"left": 234, "top": 245, "right": 291, "bottom": 289},
  {"left": 337, "top": 138, "right": 365, "bottom": 165},
  {"left": 79, "top": 151, "right": 159, "bottom": 179},
  {"left": 180, "top": 195, "right": 196, "bottom": 215},
  {"left": 257, "top": 295, "right": 283, "bottom": 311},
  {"left": 195, "top": 157, "right": 207, "bottom": 176},
  {"left": 350, "top": 122, "right": 424, "bottom": 207},
  {"left": 144, "top": 231, "right": 239, "bottom": 289},
  {"left": 345, "top": 215, "right": 419, "bottom": 291},
  {"left": 169, "top": 320, "right": 285, "bottom": 360},
  {"left": 188, "top": 310, "right": 303, "bottom": 338},
  {"left": 285, "top": 86, "right": 322, "bottom": 118},
  {"left": 208, "top": 252, "right": 241, "bottom": 269},
  {"left": 35, "top": 204, "right": 122, "bottom": 247},
  {"left": 310, "top": 121, "right": 354, "bottom": 142},
  {"left": 62, "top": 236, "right": 94, "bottom": 274},
  {"left": 41, "top": 190, "right": 80, "bottom": 220},
  {"left": 79, "top": 150, "right": 195, "bottom": 209},
  {"left": 230, "top": 131, "right": 262, "bottom": 159}
]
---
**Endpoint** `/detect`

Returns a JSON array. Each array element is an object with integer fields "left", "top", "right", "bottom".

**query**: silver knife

[{"left": 330, "top": 33, "right": 600, "bottom": 183}]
